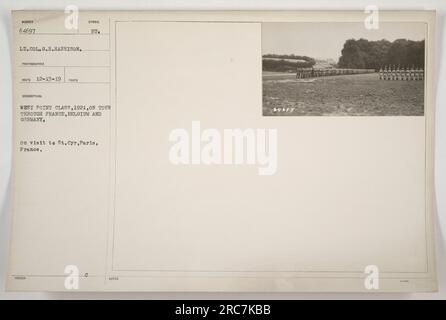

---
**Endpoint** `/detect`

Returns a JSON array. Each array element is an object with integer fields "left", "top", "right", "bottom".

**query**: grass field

[{"left": 263, "top": 72, "right": 424, "bottom": 116}]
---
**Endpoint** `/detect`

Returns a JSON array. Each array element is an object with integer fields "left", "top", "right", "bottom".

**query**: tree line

[
  {"left": 338, "top": 38, "right": 425, "bottom": 71},
  {"left": 262, "top": 54, "right": 315, "bottom": 72}
]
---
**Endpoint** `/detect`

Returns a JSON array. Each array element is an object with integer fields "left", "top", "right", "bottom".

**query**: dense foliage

[{"left": 338, "top": 38, "right": 425, "bottom": 70}]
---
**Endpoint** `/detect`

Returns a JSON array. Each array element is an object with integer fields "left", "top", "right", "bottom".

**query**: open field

[{"left": 263, "top": 72, "right": 424, "bottom": 116}]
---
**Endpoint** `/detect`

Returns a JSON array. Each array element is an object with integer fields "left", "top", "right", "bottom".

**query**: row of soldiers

[
  {"left": 296, "top": 67, "right": 374, "bottom": 79},
  {"left": 379, "top": 66, "right": 424, "bottom": 81},
  {"left": 296, "top": 68, "right": 315, "bottom": 79}
]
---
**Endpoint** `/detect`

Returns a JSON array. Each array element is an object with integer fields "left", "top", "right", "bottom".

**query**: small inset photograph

[{"left": 262, "top": 22, "right": 426, "bottom": 116}]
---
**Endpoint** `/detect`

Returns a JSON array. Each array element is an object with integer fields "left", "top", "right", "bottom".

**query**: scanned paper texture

[{"left": 8, "top": 10, "right": 437, "bottom": 292}]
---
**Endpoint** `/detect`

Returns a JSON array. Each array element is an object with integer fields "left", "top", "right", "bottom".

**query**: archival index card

[{"left": 8, "top": 10, "right": 437, "bottom": 292}]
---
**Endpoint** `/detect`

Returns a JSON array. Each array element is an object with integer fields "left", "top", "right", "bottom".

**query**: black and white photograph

[
  {"left": 1, "top": 3, "right": 444, "bottom": 303},
  {"left": 262, "top": 22, "right": 426, "bottom": 116}
]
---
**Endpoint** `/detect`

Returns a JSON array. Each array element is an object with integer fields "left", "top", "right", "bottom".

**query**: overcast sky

[{"left": 262, "top": 22, "right": 426, "bottom": 61}]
